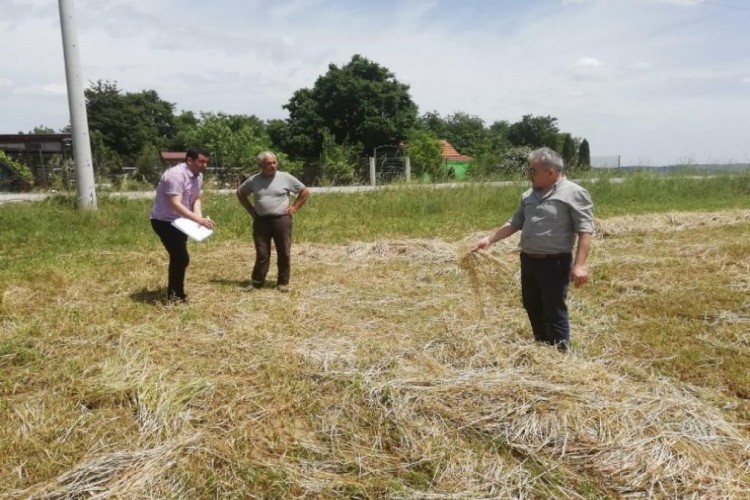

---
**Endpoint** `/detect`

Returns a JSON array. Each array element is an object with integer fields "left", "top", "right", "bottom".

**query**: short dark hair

[{"left": 186, "top": 147, "right": 209, "bottom": 161}]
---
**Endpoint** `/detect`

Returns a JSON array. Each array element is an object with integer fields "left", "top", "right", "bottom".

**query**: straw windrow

[{"left": 2, "top": 209, "right": 748, "bottom": 498}]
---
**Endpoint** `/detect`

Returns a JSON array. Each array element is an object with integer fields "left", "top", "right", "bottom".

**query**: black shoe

[{"left": 166, "top": 292, "right": 188, "bottom": 304}]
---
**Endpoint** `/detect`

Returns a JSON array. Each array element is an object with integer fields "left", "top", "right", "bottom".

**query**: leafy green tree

[
  {"left": 134, "top": 144, "right": 162, "bottom": 184},
  {"left": 266, "top": 118, "right": 290, "bottom": 153},
  {"left": 319, "top": 131, "right": 359, "bottom": 185},
  {"left": 89, "top": 129, "right": 123, "bottom": 178},
  {"left": 444, "top": 112, "right": 488, "bottom": 156},
  {"left": 507, "top": 114, "right": 559, "bottom": 148},
  {"left": 405, "top": 129, "right": 444, "bottom": 180},
  {"left": 180, "top": 112, "right": 276, "bottom": 184},
  {"left": 283, "top": 54, "right": 418, "bottom": 158},
  {"left": 419, "top": 111, "right": 448, "bottom": 140},
  {"left": 577, "top": 139, "right": 591, "bottom": 170},
  {"left": 85, "top": 80, "right": 177, "bottom": 161},
  {"left": 487, "top": 120, "right": 511, "bottom": 153},
  {"left": 29, "top": 125, "right": 55, "bottom": 134},
  {"left": 168, "top": 111, "right": 200, "bottom": 151},
  {"left": 469, "top": 120, "right": 511, "bottom": 177},
  {"left": 0, "top": 150, "right": 34, "bottom": 189},
  {"left": 419, "top": 111, "right": 489, "bottom": 157}
]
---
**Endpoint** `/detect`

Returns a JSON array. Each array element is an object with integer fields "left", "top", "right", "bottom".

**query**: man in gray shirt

[
  {"left": 473, "top": 147, "right": 594, "bottom": 351},
  {"left": 236, "top": 151, "right": 310, "bottom": 292}
]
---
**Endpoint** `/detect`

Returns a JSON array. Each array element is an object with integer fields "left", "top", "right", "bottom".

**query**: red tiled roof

[
  {"left": 440, "top": 140, "right": 472, "bottom": 162},
  {"left": 160, "top": 152, "right": 186, "bottom": 161}
]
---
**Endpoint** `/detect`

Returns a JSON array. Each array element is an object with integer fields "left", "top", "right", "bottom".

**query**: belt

[{"left": 521, "top": 252, "right": 571, "bottom": 259}]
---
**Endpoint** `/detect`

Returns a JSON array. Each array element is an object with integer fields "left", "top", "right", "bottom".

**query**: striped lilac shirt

[{"left": 149, "top": 163, "right": 202, "bottom": 222}]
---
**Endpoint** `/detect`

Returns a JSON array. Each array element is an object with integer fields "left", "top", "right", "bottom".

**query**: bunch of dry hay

[{"left": 362, "top": 345, "right": 750, "bottom": 498}]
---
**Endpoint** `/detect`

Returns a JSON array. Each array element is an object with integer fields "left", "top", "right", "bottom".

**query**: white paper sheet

[{"left": 171, "top": 217, "right": 214, "bottom": 241}]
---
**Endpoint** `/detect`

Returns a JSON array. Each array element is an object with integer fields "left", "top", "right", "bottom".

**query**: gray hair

[
  {"left": 528, "top": 147, "right": 564, "bottom": 171},
  {"left": 256, "top": 151, "right": 277, "bottom": 167}
]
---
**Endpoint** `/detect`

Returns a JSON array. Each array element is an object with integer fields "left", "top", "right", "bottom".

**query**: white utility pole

[{"left": 58, "top": 0, "right": 97, "bottom": 209}]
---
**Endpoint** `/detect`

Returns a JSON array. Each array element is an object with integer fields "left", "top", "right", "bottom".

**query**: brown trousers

[{"left": 252, "top": 214, "right": 292, "bottom": 286}]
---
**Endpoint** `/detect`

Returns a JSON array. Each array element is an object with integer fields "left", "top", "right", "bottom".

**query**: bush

[{"left": 0, "top": 151, "right": 34, "bottom": 190}]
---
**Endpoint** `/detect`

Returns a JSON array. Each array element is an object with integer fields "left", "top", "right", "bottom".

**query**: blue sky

[{"left": 1, "top": 0, "right": 749, "bottom": 165}]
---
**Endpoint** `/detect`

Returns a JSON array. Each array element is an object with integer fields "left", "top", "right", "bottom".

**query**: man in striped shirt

[{"left": 150, "top": 148, "right": 216, "bottom": 302}]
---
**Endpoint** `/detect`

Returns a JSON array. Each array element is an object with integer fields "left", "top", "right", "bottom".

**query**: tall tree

[
  {"left": 181, "top": 112, "right": 273, "bottom": 181},
  {"left": 29, "top": 125, "right": 55, "bottom": 134},
  {"left": 266, "top": 118, "right": 290, "bottom": 153},
  {"left": 577, "top": 139, "right": 591, "bottom": 170},
  {"left": 560, "top": 133, "right": 577, "bottom": 168},
  {"left": 168, "top": 111, "right": 200, "bottom": 151},
  {"left": 404, "top": 129, "right": 444, "bottom": 180},
  {"left": 420, "top": 112, "right": 487, "bottom": 157},
  {"left": 419, "top": 111, "right": 448, "bottom": 140},
  {"left": 85, "top": 80, "right": 176, "bottom": 162},
  {"left": 283, "top": 55, "right": 418, "bottom": 158},
  {"left": 487, "top": 120, "right": 511, "bottom": 153},
  {"left": 507, "top": 114, "right": 559, "bottom": 149}
]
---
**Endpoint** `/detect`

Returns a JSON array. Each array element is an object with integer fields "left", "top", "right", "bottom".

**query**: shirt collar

[{"left": 182, "top": 162, "right": 198, "bottom": 178}]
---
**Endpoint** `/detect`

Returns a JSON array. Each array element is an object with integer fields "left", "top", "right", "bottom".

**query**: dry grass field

[{"left": 1, "top": 206, "right": 749, "bottom": 498}]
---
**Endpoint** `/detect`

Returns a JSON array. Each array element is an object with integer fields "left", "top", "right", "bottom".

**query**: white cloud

[{"left": 575, "top": 57, "right": 602, "bottom": 67}]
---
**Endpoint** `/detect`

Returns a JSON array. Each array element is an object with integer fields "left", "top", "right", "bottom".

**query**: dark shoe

[
  {"left": 252, "top": 280, "right": 265, "bottom": 289},
  {"left": 555, "top": 340, "right": 570, "bottom": 353},
  {"left": 166, "top": 291, "right": 188, "bottom": 304}
]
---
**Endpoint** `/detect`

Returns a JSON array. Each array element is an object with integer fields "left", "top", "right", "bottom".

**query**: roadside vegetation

[{"left": 1, "top": 173, "right": 748, "bottom": 498}]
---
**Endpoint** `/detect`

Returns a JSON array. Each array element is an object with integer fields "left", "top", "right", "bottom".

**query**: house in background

[
  {"left": 440, "top": 140, "right": 473, "bottom": 179},
  {"left": 0, "top": 133, "right": 72, "bottom": 187},
  {"left": 159, "top": 151, "right": 187, "bottom": 166}
]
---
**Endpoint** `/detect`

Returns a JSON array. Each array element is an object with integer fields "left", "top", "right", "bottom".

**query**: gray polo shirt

[
  {"left": 236, "top": 171, "right": 306, "bottom": 217},
  {"left": 509, "top": 177, "right": 594, "bottom": 254}
]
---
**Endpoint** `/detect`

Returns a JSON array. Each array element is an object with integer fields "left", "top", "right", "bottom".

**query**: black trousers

[
  {"left": 520, "top": 252, "right": 572, "bottom": 351},
  {"left": 252, "top": 215, "right": 292, "bottom": 286},
  {"left": 151, "top": 219, "right": 189, "bottom": 299}
]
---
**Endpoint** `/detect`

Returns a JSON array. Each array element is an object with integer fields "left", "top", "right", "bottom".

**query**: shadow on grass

[
  {"left": 129, "top": 287, "right": 168, "bottom": 305},
  {"left": 209, "top": 277, "right": 252, "bottom": 288}
]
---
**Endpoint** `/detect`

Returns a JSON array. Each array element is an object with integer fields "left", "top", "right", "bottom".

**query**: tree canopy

[
  {"left": 282, "top": 54, "right": 418, "bottom": 158},
  {"left": 85, "top": 80, "right": 176, "bottom": 161},
  {"left": 22, "top": 54, "right": 592, "bottom": 186}
]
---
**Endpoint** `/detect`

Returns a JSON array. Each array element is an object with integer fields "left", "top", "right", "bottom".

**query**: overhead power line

[{"left": 702, "top": 1, "right": 750, "bottom": 11}]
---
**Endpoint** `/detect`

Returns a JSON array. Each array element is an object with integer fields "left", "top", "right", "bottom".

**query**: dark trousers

[
  {"left": 151, "top": 219, "right": 189, "bottom": 299},
  {"left": 252, "top": 215, "right": 292, "bottom": 286},
  {"left": 520, "top": 252, "right": 572, "bottom": 351}
]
